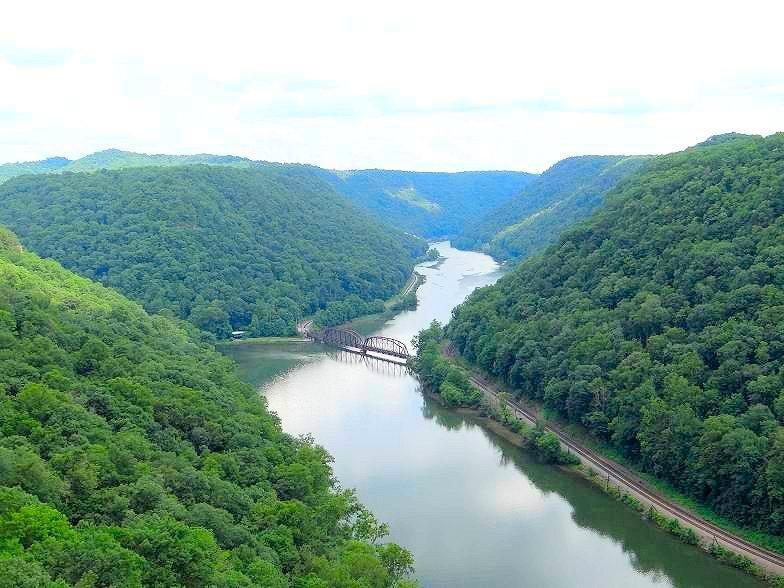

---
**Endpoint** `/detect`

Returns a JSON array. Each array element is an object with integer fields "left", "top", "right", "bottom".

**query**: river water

[{"left": 221, "top": 242, "right": 763, "bottom": 588}]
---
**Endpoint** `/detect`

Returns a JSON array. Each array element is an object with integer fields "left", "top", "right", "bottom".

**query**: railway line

[{"left": 466, "top": 370, "right": 784, "bottom": 575}]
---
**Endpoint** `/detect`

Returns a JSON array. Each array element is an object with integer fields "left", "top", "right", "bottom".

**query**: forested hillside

[
  {"left": 311, "top": 168, "right": 536, "bottom": 237},
  {"left": 447, "top": 133, "right": 784, "bottom": 533},
  {"left": 454, "top": 155, "right": 648, "bottom": 260},
  {"left": 0, "top": 228, "right": 414, "bottom": 587},
  {"left": 0, "top": 149, "right": 254, "bottom": 183},
  {"left": 0, "top": 156, "right": 71, "bottom": 184},
  {"left": 0, "top": 150, "right": 534, "bottom": 238},
  {"left": 0, "top": 166, "right": 425, "bottom": 337},
  {"left": 481, "top": 156, "right": 651, "bottom": 260}
]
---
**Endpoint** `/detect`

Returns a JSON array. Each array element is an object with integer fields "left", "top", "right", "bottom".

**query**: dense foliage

[
  {"left": 0, "top": 166, "right": 425, "bottom": 337},
  {"left": 314, "top": 169, "right": 535, "bottom": 237},
  {"left": 454, "top": 155, "right": 648, "bottom": 260},
  {"left": 411, "top": 322, "right": 482, "bottom": 409},
  {"left": 0, "top": 150, "right": 534, "bottom": 238},
  {"left": 0, "top": 233, "right": 415, "bottom": 587},
  {"left": 0, "top": 156, "right": 71, "bottom": 184},
  {"left": 448, "top": 133, "right": 784, "bottom": 532},
  {"left": 412, "top": 322, "right": 577, "bottom": 465},
  {"left": 482, "top": 156, "right": 650, "bottom": 260},
  {"left": 0, "top": 149, "right": 253, "bottom": 184}
]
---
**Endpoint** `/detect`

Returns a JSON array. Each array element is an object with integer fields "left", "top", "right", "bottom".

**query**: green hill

[
  {"left": 64, "top": 148, "right": 257, "bottom": 172},
  {"left": 0, "top": 150, "right": 534, "bottom": 237},
  {"left": 454, "top": 155, "right": 649, "bottom": 259},
  {"left": 0, "top": 156, "right": 71, "bottom": 184},
  {"left": 0, "top": 166, "right": 425, "bottom": 337},
  {"left": 447, "top": 133, "right": 784, "bottom": 534},
  {"left": 313, "top": 168, "right": 536, "bottom": 237},
  {"left": 0, "top": 229, "right": 414, "bottom": 586},
  {"left": 0, "top": 149, "right": 254, "bottom": 183}
]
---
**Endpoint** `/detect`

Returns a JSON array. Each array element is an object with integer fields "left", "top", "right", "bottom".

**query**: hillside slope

[
  {"left": 0, "top": 156, "right": 71, "bottom": 183},
  {"left": 447, "top": 133, "right": 784, "bottom": 533},
  {"left": 313, "top": 168, "right": 536, "bottom": 237},
  {"left": 0, "top": 229, "right": 413, "bottom": 586},
  {"left": 0, "top": 149, "right": 254, "bottom": 183},
  {"left": 0, "top": 150, "right": 533, "bottom": 237},
  {"left": 483, "top": 155, "right": 651, "bottom": 260},
  {"left": 0, "top": 166, "right": 425, "bottom": 336},
  {"left": 454, "top": 155, "right": 648, "bottom": 259}
]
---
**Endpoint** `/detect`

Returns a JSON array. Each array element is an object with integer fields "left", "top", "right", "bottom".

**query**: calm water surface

[{"left": 222, "top": 242, "right": 763, "bottom": 588}]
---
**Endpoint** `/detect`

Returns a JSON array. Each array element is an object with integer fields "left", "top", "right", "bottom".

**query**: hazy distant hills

[
  {"left": 0, "top": 148, "right": 255, "bottom": 183},
  {"left": 454, "top": 155, "right": 653, "bottom": 260},
  {"left": 0, "top": 155, "right": 71, "bottom": 183},
  {"left": 312, "top": 168, "right": 536, "bottom": 237},
  {"left": 0, "top": 149, "right": 534, "bottom": 237},
  {"left": 0, "top": 148, "right": 656, "bottom": 261}
]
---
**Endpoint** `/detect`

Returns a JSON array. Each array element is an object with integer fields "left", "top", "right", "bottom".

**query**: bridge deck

[{"left": 300, "top": 323, "right": 411, "bottom": 364}]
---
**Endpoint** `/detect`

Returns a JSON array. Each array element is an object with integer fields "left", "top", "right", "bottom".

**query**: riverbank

[
  {"left": 336, "top": 271, "right": 426, "bottom": 335},
  {"left": 222, "top": 267, "right": 428, "bottom": 346},
  {"left": 226, "top": 242, "right": 765, "bottom": 587},
  {"left": 437, "top": 344, "right": 784, "bottom": 583},
  {"left": 219, "top": 336, "right": 309, "bottom": 346}
]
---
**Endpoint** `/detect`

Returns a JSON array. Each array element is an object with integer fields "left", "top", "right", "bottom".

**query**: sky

[{"left": 1, "top": 0, "right": 783, "bottom": 172}]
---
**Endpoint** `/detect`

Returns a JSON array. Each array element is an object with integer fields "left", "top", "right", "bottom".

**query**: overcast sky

[{"left": 1, "top": 0, "right": 782, "bottom": 172}]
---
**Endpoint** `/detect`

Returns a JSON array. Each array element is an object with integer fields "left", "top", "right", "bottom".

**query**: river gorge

[{"left": 221, "top": 242, "right": 763, "bottom": 588}]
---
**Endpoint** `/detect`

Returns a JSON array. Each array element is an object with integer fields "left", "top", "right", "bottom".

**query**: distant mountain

[
  {"left": 0, "top": 155, "right": 70, "bottom": 183},
  {"left": 454, "top": 155, "right": 651, "bottom": 259},
  {"left": 483, "top": 155, "right": 651, "bottom": 260},
  {"left": 64, "top": 148, "right": 257, "bottom": 172},
  {"left": 312, "top": 168, "right": 536, "bottom": 237},
  {"left": 0, "top": 150, "right": 535, "bottom": 237},
  {"left": 0, "top": 165, "right": 425, "bottom": 336},
  {"left": 0, "top": 149, "right": 256, "bottom": 184}
]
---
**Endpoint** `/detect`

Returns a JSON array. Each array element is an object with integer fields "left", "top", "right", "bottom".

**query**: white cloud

[{"left": 1, "top": 0, "right": 782, "bottom": 170}]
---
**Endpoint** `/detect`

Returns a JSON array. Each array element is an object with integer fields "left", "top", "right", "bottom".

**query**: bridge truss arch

[
  {"left": 307, "top": 326, "right": 410, "bottom": 363},
  {"left": 321, "top": 327, "right": 365, "bottom": 350},
  {"left": 364, "top": 336, "right": 409, "bottom": 359}
]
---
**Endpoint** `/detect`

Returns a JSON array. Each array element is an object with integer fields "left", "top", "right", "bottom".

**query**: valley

[
  {"left": 2, "top": 133, "right": 784, "bottom": 586},
  {"left": 224, "top": 242, "right": 766, "bottom": 587}
]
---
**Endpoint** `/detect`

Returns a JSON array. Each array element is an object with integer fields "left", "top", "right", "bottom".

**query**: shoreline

[{"left": 432, "top": 346, "right": 784, "bottom": 584}]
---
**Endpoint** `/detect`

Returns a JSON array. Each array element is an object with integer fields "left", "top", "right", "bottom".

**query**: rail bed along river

[{"left": 221, "top": 242, "right": 765, "bottom": 588}]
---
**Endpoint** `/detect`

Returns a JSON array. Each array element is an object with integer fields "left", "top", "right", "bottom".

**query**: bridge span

[{"left": 299, "top": 321, "right": 410, "bottom": 364}]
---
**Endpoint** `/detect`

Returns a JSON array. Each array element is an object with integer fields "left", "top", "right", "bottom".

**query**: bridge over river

[{"left": 299, "top": 321, "right": 410, "bottom": 364}]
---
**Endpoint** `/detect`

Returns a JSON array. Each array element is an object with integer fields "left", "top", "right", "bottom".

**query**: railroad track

[{"left": 466, "top": 371, "right": 784, "bottom": 574}]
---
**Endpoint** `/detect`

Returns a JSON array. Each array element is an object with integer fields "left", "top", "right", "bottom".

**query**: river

[{"left": 221, "top": 242, "right": 763, "bottom": 588}]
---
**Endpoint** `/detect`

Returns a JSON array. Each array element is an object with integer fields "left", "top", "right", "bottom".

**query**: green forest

[
  {"left": 313, "top": 169, "right": 535, "bottom": 237},
  {"left": 0, "top": 149, "right": 254, "bottom": 184},
  {"left": 454, "top": 155, "right": 649, "bottom": 260},
  {"left": 0, "top": 166, "right": 425, "bottom": 338},
  {"left": 447, "top": 133, "right": 784, "bottom": 533},
  {"left": 0, "top": 150, "right": 534, "bottom": 239},
  {"left": 0, "top": 227, "right": 415, "bottom": 587}
]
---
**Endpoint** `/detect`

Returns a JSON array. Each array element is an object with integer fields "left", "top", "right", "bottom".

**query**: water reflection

[
  {"left": 223, "top": 242, "right": 764, "bottom": 588},
  {"left": 330, "top": 349, "right": 410, "bottom": 376}
]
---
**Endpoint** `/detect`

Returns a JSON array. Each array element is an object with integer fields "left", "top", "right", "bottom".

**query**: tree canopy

[
  {"left": 0, "top": 165, "right": 426, "bottom": 337},
  {"left": 454, "top": 155, "right": 650, "bottom": 260},
  {"left": 0, "top": 230, "right": 415, "bottom": 586},
  {"left": 0, "top": 149, "right": 254, "bottom": 184},
  {"left": 313, "top": 168, "right": 535, "bottom": 237},
  {"left": 447, "top": 133, "right": 784, "bottom": 533},
  {"left": 0, "top": 149, "right": 535, "bottom": 238}
]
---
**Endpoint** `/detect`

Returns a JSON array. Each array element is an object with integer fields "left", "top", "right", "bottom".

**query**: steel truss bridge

[{"left": 301, "top": 323, "right": 410, "bottom": 363}]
